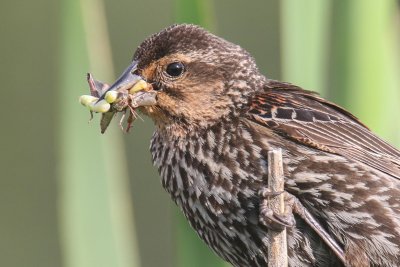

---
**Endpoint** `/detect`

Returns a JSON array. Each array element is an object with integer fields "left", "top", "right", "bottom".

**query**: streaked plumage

[{"left": 106, "top": 24, "right": 400, "bottom": 266}]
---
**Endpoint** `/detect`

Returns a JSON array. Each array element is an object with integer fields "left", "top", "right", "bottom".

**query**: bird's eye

[{"left": 165, "top": 62, "right": 185, "bottom": 77}]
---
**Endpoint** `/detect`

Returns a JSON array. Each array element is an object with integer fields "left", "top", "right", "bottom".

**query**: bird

[{"left": 87, "top": 24, "right": 400, "bottom": 267}]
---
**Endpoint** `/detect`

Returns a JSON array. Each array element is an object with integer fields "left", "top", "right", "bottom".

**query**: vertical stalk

[
  {"left": 59, "top": 0, "right": 140, "bottom": 266},
  {"left": 331, "top": 0, "right": 400, "bottom": 143},
  {"left": 267, "top": 149, "right": 288, "bottom": 267},
  {"left": 281, "top": 0, "right": 331, "bottom": 95},
  {"left": 174, "top": 0, "right": 216, "bottom": 31}
]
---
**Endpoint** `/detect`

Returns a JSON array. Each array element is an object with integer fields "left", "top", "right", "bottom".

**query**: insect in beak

[{"left": 79, "top": 61, "right": 157, "bottom": 133}]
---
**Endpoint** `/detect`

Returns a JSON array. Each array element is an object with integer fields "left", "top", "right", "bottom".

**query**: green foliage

[
  {"left": 281, "top": 0, "right": 331, "bottom": 95},
  {"left": 59, "top": 0, "right": 140, "bottom": 266},
  {"left": 330, "top": 0, "right": 400, "bottom": 143},
  {"left": 174, "top": 0, "right": 216, "bottom": 31}
]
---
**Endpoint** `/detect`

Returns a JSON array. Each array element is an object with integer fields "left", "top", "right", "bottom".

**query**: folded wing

[{"left": 247, "top": 80, "right": 400, "bottom": 179}]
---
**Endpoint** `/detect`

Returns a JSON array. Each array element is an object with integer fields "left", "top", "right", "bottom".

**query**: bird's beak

[
  {"left": 98, "top": 61, "right": 144, "bottom": 102},
  {"left": 81, "top": 61, "right": 157, "bottom": 133},
  {"left": 99, "top": 60, "right": 156, "bottom": 105}
]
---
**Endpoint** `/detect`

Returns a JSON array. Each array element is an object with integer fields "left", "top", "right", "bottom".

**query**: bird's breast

[
  {"left": 149, "top": 121, "right": 275, "bottom": 266},
  {"left": 150, "top": 121, "right": 270, "bottom": 205}
]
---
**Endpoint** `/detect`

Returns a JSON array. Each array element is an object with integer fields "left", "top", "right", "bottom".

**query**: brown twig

[{"left": 267, "top": 149, "right": 288, "bottom": 267}]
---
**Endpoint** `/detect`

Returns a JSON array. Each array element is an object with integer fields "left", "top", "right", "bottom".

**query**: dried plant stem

[{"left": 267, "top": 149, "right": 288, "bottom": 267}]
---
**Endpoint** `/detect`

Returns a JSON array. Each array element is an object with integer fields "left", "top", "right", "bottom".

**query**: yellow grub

[
  {"left": 89, "top": 99, "right": 111, "bottom": 113},
  {"left": 129, "top": 80, "right": 148, "bottom": 94},
  {"left": 79, "top": 95, "right": 98, "bottom": 106},
  {"left": 105, "top": 91, "right": 118, "bottom": 103}
]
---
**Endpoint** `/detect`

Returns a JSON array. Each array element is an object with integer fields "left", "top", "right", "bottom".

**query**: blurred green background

[{"left": 1, "top": 0, "right": 399, "bottom": 267}]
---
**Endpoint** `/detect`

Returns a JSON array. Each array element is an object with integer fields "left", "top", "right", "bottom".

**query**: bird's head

[{"left": 98, "top": 24, "right": 266, "bottom": 136}]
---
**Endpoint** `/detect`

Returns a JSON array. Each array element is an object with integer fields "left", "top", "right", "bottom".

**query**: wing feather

[{"left": 247, "top": 80, "right": 400, "bottom": 179}]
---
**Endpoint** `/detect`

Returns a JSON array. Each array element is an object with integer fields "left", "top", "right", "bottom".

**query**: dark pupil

[{"left": 166, "top": 62, "right": 184, "bottom": 77}]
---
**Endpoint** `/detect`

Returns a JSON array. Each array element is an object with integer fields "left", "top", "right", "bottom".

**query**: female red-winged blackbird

[{"left": 94, "top": 24, "right": 400, "bottom": 266}]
